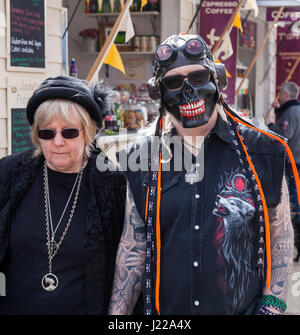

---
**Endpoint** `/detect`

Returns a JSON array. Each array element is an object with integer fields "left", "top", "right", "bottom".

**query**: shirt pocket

[
  {"left": 142, "top": 173, "right": 181, "bottom": 220},
  {"left": 161, "top": 174, "right": 181, "bottom": 193}
]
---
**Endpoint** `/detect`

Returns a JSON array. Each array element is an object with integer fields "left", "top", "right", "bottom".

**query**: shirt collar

[
  {"left": 169, "top": 111, "right": 232, "bottom": 144},
  {"left": 209, "top": 112, "right": 232, "bottom": 144}
]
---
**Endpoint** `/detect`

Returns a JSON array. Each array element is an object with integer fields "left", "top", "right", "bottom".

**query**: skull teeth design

[{"left": 179, "top": 99, "right": 205, "bottom": 119}]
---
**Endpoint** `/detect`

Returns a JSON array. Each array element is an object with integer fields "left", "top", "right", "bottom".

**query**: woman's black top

[{"left": 0, "top": 166, "right": 88, "bottom": 314}]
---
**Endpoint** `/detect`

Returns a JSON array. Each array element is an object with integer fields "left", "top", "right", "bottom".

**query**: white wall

[
  {"left": 0, "top": 0, "right": 64, "bottom": 158},
  {"left": 235, "top": 6, "right": 274, "bottom": 119},
  {"left": 253, "top": 7, "right": 273, "bottom": 118},
  {"left": 180, "top": 0, "right": 196, "bottom": 34}
]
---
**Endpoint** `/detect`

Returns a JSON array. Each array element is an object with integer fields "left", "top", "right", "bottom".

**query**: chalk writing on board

[
  {"left": 11, "top": 108, "right": 34, "bottom": 153},
  {"left": 10, "top": 0, "right": 45, "bottom": 68}
]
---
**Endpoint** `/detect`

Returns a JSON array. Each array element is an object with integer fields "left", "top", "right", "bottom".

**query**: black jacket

[
  {"left": 268, "top": 100, "right": 300, "bottom": 165},
  {"left": 0, "top": 149, "right": 126, "bottom": 314}
]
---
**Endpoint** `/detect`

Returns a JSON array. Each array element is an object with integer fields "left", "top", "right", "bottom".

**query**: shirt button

[
  {"left": 194, "top": 225, "right": 200, "bottom": 230},
  {"left": 193, "top": 261, "right": 199, "bottom": 267},
  {"left": 195, "top": 194, "right": 200, "bottom": 199},
  {"left": 194, "top": 300, "right": 200, "bottom": 306}
]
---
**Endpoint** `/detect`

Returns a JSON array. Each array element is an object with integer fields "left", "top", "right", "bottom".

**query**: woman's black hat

[{"left": 26, "top": 76, "right": 112, "bottom": 126}]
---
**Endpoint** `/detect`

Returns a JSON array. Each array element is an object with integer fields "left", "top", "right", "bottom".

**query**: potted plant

[{"left": 79, "top": 28, "right": 98, "bottom": 52}]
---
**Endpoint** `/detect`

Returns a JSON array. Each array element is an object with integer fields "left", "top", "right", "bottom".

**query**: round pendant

[{"left": 41, "top": 273, "right": 59, "bottom": 291}]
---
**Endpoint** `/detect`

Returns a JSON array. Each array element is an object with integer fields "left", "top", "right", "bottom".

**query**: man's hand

[{"left": 271, "top": 100, "right": 280, "bottom": 109}]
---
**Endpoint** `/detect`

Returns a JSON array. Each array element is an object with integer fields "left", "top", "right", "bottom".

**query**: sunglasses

[
  {"left": 160, "top": 69, "right": 211, "bottom": 91},
  {"left": 38, "top": 127, "right": 83, "bottom": 140}
]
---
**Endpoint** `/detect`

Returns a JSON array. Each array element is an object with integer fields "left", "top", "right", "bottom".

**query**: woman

[{"left": 0, "top": 76, "right": 126, "bottom": 314}]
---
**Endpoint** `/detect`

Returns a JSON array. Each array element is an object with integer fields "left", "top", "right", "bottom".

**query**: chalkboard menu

[
  {"left": 11, "top": 108, "right": 34, "bottom": 153},
  {"left": 9, "top": 0, "right": 45, "bottom": 69}
]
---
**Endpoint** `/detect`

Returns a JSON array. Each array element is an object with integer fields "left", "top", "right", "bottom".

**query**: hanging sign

[
  {"left": 199, "top": 1, "right": 238, "bottom": 105},
  {"left": 266, "top": 7, "right": 300, "bottom": 22},
  {"left": 266, "top": 7, "right": 300, "bottom": 97},
  {"left": 7, "top": 0, "right": 46, "bottom": 72}
]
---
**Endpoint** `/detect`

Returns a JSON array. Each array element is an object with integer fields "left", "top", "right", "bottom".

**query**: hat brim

[{"left": 26, "top": 87, "right": 101, "bottom": 125}]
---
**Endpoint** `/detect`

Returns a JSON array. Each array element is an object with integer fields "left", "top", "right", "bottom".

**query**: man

[
  {"left": 268, "top": 82, "right": 300, "bottom": 262},
  {"left": 109, "top": 34, "right": 296, "bottom": 315},
  {"left": 269, "top": 82, "right": 300, "bottom": 158}
]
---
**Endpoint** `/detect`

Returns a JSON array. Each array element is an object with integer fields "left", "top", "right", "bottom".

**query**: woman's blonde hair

[{"left": 31, "top": 99, "right": 98, "bottom": 159}]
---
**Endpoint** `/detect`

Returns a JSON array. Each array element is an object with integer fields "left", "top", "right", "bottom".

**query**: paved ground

[{"left": 286, "top": 249, "right": 300, "bottom": 315}]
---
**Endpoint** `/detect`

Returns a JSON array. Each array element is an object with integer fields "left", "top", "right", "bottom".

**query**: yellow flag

[
  {"left": 216, "top": 58, "right": 231, "bottom": 78},
  {"left": 233, "top": 12, "right": 243, "bottom": 32},
  {"left": 104, "top": 43, "right": 126, "bottom": 74},
  {"left": 140, "top": 0, "right": 147, "bottom": 11}
]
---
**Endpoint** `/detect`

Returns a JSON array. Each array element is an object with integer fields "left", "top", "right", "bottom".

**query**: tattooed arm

[
  {"left": 109, "top": 184, "right": 146, "bottom": 315},
  {"left": 263, "top": 176, "right": 294, "bottom": 314}
]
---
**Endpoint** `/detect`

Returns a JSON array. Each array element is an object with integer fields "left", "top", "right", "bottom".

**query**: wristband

[{"left": 260, "top": 295, "right": 286, "bottom": 312}]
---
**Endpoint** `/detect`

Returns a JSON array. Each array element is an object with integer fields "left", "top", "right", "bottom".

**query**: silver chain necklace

[{"left": 42, "top": 161, "right": 83, "bottom": 291}]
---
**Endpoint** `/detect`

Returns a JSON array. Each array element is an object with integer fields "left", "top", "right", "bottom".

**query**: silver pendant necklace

[
  {"left": 185, "top": 163, "right": 202, "bottom": 185},
  {"left": 181, "top": 139, "right": 202, "bottom": 185},
  {"left": 42, "top": 161, "right": 83, "bottom": 291}
]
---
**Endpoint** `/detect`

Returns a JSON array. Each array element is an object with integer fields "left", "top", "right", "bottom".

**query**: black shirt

[
  {"left": 156, "top": 122, "right": 260, "bottom": 314},
  {"left": 0, "top": 165, "right": 88, "bottom": 315}
]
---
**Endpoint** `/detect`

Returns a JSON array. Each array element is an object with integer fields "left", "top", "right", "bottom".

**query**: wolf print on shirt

[{"left": 213, "top": 169, "right": 256, "bottom": 313}]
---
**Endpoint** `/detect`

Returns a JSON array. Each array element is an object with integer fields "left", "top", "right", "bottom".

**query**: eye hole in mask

[{"left": 160, "top": 69, "right": 211, "bottom": 91}]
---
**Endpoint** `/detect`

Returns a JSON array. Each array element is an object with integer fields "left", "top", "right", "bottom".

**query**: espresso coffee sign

[{"left": 9, "top": 0, "right": 45, "bottom": 70}]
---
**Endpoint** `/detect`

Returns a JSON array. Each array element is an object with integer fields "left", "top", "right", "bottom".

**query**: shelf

[
  {"left": 86, "top": 10, "right": 160, "bottom": 33},
  {"left": 120, "top": 51, "right": 154, "bottom": 55},
  {"left": 84, "top": 11, "right": 160, "bottom": 17},
  {"left": 238, "top": 46, "right": 256, "bottom": 52},
  {"left": 82, "top": 51, "right": 154, "bottom": 55}
]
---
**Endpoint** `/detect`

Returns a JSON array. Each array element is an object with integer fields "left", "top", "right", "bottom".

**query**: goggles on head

[{"left": 154, "top": 38, "right": 207, "bottom": 69}]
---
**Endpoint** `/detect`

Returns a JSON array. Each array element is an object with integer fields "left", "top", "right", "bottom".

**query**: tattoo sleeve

[
  {"left": 263, "top": 176, "right": 294, "bottom": 304},
  {"left": 108, "top": 183, "right": 146, "bottom": 315}
]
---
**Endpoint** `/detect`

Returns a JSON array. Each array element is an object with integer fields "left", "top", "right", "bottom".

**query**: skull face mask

[
  {"left": 148, "top": 34, "right": 227, "bottom": 128},
  {"left": 160, "top": 67, "right": 218, "bottom": 128}
]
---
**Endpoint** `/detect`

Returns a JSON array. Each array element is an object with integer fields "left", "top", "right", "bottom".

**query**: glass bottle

[
  {"left": 102, "top": 0, "right": 112, "bottom": 13},
  {"left": 132, "top": 0, "right": 141, "bottom": 11},
  {"left": 113, "top": 0, "right": 121, "bottom": 12},
  {"left": 104, "top": 112, "right": 112, "bottom": 130},
  {"left": 114, "top": 103, "right": 123, "bottom": 131},
  {"left": 90, "top": 0, "right": 97, "bottom": 12},
  {"left": 85, "top": 0, "right": 91, "bottom": 13},
  {"left": 69, "top": 58, "right": 78, "bottom": 78},
  {"left": 97, "top": 0, "right": 103, "bottom": 12}
]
